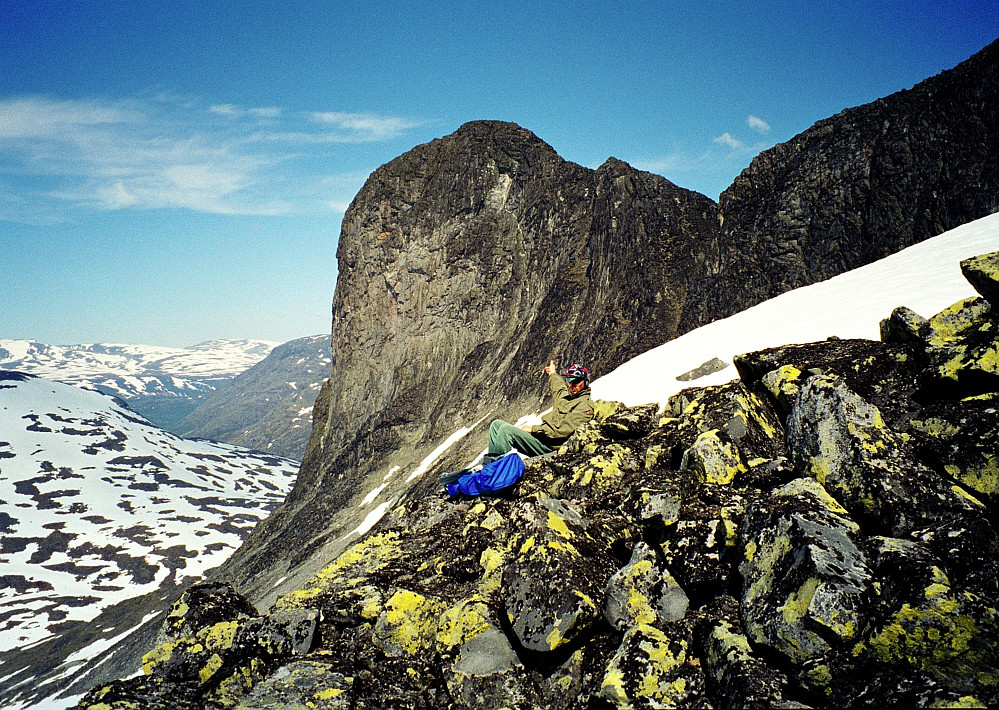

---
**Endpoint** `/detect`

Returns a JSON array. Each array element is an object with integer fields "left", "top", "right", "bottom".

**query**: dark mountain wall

[
  {"left": 217, "top": 39, "right": 999, "bottom": 605},
  {"left": 219, "top": 121, "right": 720, "bottom": 597},
  {"left": 681, "top": 37, "right": 999, "bottom": 329}
]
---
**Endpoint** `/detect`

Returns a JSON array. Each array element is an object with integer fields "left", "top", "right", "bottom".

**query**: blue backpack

[{"left": 446, "top": 453, "right": 526, "bottom": 497}]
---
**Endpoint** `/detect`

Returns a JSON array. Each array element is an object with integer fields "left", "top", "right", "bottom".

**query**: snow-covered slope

[
  {"left": 591, "top": 211, "right": 999, "bottom": 407},
  {"left": 0, "top": 373, "right": 298, "bottom": 654},
  {"left": 0, "top": 339, "right": 279, "bottom": 428}
]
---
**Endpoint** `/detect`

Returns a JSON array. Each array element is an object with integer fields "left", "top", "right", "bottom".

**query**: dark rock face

[
  {"left": 683, "top": 39, "right": 999, "bottom": 328},
  {"left": 219, "top": 120, "right": 720, "bottom": 599},
  {"left": 81, "top": 271, "right": 999, "bottom": 708}
]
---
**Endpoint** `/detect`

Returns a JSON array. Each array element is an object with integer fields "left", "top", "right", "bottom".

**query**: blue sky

[{"left": 2, "top": 1, "right": 996, "bottom": 347}]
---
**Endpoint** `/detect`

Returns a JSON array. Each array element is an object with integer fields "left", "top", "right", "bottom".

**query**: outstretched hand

[{"left": 543, "top": 360, "right": 558, "bottom": 376}]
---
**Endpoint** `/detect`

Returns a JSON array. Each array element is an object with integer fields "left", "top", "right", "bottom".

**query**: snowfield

[{"left": 0, "top": 374, "right": 298, "bottom": 654}]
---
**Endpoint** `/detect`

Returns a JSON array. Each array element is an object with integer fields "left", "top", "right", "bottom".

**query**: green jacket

[{"left": 532, "top": 373, "right": 594, "bottom": 441}]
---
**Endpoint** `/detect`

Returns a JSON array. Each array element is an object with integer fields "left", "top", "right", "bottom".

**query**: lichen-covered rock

[
  {"left": 924, "top": 297, "right": 999, "bottom": 396},
  {"left": 537, "top": 440, "right": 644, "bottom": 499},
  {"left": 604, "top": 541, "right": 688, "bottom": 630},
  {"left": 880, "top": 305, "right": 932, "bottom": 344},
  {"left": 264, "top": 609, "right": 319, "bottom": 656},
  {"left": 850, "top": 563, "right": 999, "bottom": 702},
  {"left": 681, "top": 428, "right": 748, "bottom": 486},
  {"left": 666, "top": 381, "right": 785, "bottom": 466},
  {"left": 600, "top": 402, "right": 659, "bottom": 439},
  {"left": 598, "top": 621, "right": 706, "bottom": 709},
  {"left": 77, "top": 674, "right": 202, "bottom": 710},
  {"left": 739, "top": 478, "right": 871, "bottom": 669},
  {"left": 372, "top": 589, "right": 446, "bottom": 657},
  {"left": 786, "top": 374, "right": 984, "bottom": 537},
  {"left": 232, "top": 660, "right": 351, "bottom": 709},
  {"left": 694, "top": 596, "right": 793, "bottom": 708},
  {"left": 661, "top": 487, "right": 746, "bottom": 601},
  {"left": 160, "top": 582, "right": 259, "bottom": 643},
  {"left": 911, "top": 394, "right": 999, "bottom": 512},
  {"left": 962, "top": 250, "right": 999, "bottom": 308},
  {"left": 502, "top": 497, "right": 616, "bottom": 652},
  {"left": 271, "top": 530, "right": 403, "bottom": 618},
  {"left": 435, "top": 597, "right": 540, "bottom": 709},
  {"left": 621, "top": 466, "right": 692, "bottom": 531},
  {"left": 734, "top": 338, "right": 927, "bottom": 431},
  {"left": 760, "top": 364, "right": 806, "bottom": 417}
]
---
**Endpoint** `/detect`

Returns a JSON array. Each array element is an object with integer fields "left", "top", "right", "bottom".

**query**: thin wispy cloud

[
  {"left": 747, "top": 115, "right": 770, "bottom": 133},
  {"left": 0, "top": 95, "right": 422, "bottom": 221},
  {"left": 713, "top": 132, "right": 745, "bottom": 150},
  {"left": 309, "top": 111, "right": 424, "bottom": 142},
  {"left": 634, "top": 131, "right": 778, "bottom": 198}
]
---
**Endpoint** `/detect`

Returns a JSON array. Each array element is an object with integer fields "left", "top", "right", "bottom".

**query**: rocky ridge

[
  {"left": 682, "top": 37, "right": 999, "bottom": 328},
  {"left": 79, "top": 251, "right": 999, "bottom": 708},
  {"left": 215, "top": 39, "right": 999, "bottom": 613}
]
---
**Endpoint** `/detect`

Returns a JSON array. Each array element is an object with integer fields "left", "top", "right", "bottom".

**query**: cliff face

[
  {"left": 222, "top": 41, "right": 999, "bottom": 603},
  {"left": 219, "top": 121, "right": 720, "bottom": 596},
  {"left": 682, "top": 38, "right": 999, "bottom": 328}
]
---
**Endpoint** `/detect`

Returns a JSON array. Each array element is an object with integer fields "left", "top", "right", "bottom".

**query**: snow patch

[
  {"left": 349, "top": 500, "right": 394, "bottom": 538},
  {"left": 406, "top": 417, "right": 486, "bottom": 483}
]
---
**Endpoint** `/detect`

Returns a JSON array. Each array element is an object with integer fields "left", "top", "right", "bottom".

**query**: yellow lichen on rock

[
  {"left": 142, "top": 637, "right": 183, "bottom": 675},
  {"left": 853, "top": 571, "right": 998, "bottom": 690},
  {"left": 599, "top": 624, "right": 693, "bottom": 708},
  {"left": 273, "top": 530, "right": 402, "bottom": 611},
  {"left": 374, "top": 589, "right": 446, "bottom": 657},
  {"left": 436, "top": 598, "right": 492, "bottom": 652},
  {"left": 199, "top": 652, "right": 225, "bottom": 683},
  {"left": 684, "top": 429, "right": 747, "bottom": 486}
]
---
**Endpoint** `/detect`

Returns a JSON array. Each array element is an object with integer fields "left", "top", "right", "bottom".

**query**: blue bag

[{"left": 446, "top": 453, "right": 526, "bottom": 496}]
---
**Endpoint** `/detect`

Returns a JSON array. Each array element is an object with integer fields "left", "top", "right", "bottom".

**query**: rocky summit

[{"left": 78, "top": 253, "right": 999, "bottom": 708}]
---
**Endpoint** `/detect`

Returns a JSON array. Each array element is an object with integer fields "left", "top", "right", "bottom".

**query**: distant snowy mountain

[
  {"left": 175, "top": 334, "right": 332, "bottom": 460},
  {"left": 0, "top": 372, "right": 298, "bottom": 658},
  {"left": 0, "top": 339, "right": 278, "bottom": 427}
]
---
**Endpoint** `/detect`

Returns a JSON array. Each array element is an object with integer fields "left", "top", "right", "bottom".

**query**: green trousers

[{"left": 488, "top": 419, "right": 554, "bottom": 457}]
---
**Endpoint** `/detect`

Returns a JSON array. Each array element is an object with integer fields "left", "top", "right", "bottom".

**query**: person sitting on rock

[{"left": 486, "top": 361, "right": 594, "bottom": 461}]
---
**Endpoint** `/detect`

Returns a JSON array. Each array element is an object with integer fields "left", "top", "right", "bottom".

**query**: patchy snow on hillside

[{"left": 0, "top": 373, "right": 299, "bottom": 654}]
